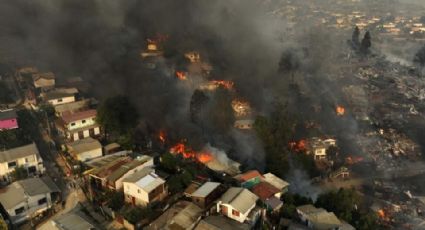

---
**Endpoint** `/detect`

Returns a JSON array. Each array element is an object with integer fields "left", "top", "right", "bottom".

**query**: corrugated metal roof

[
  {"left": 0, "top": 143, "right": 39, "bottom": 163},
  {"left": 263, "top": 173, "right": 290, "bottom": 190},
  {"left": 219, "top": 187, "right": 258, "bottom": 214},
  {"left": 68, "top": 137, "right": 102, "bottom": 155},
  {"left": 191, "top": 182, "right": 220, "bottom": 198}
]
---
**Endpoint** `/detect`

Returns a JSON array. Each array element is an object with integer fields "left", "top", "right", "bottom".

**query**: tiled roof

[
  {"left": 235, "top": 170, "right": 263, "bottom": 182},
  {"left": 251, "top": 182, "right": 280, "bottom": 201},
  {"left": 61, "top": 109, "right": 96, "bottom": 124}
]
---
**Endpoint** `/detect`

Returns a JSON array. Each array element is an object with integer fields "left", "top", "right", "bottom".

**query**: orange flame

[
  {"left": 159, "top": 131, "right": 166, "bottom": 143},
  {"left": 210, "top": 80, "right": 234, "bottom": 90},
  {"left": 176, "top": 71, "right": 187, "bottom": 80},
  {"left": 345, "top": 156, "right": 364, "bottom": 165},
  {"left": 289, "top": 139, "right": 307, "bottom": 152},
  {"left": 336, "top": 106, "right": 345, "bottom": 116},
  {"left": 377, "top": 209, "right": 385, "bottom": 218},
  {"left": 170, "top": 142, "right": 213, "bottom": 163}
]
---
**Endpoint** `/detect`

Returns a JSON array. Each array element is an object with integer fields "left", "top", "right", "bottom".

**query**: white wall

[
  {"left": 67, "top": 116, "right": 96, "bottom": 131},
  {"left": 48, "top": 96, "right": 75, "bottom": 106},
  {"left": 6, "top": 193, "right": 52, "bottom": 224},
  {"left": 216, "top": 202, "right": 254, "bottom": 223},
  {"left": 0, "top": 154, "right": 43, "bottom": 178},
  {"left": 123, "top": 182, "right": 149, "bottom": 206},
  {"left": 77, "top": 148, "right": 102, "bottom": 162}
]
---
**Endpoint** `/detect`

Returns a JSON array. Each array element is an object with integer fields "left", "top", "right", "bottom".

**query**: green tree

[
  {"left": 97, "top": 95, "right": 139, "bottom": 138},
  {"left": 0, "top": 81, "right": 13, "bottom": 104},
  {"left": 123, "top": 206, "right": 151, "bottom": 224},
  {"left": 160, "top": 152, "right": 178, "bottom": 173},
  {"left": 108, "top": 191, "right": 124, "bottom": 211},
  {"left": 206, "top": 88, "right": 234, "bottom": 133},
  {"left": 10, "top": 166, "right": 28, "bottom": 181},
  {"left": 315, "top": 188, "right": 360, "bottom": 223}
]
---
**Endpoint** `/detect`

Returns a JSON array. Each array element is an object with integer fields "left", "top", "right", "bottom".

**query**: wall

[
  {"left": 6, "top": 193, "right": 52, "bottom": 224},
  {"left": 123, "top": 182, "right": 149, "bottom": 206},
  {"left": 0, "top": 154, "right": 43, "bottom": 178},
  {"left": 67, "top": 116, "right": 96, "bottom": 131},
  {"left": 48, "top": 96, "right": 75, "bottom": 106},
  {"left": 77, "top": 148, "right": 102, "bottom": 162},
  {"left": 216, "top": 202, "right": 253, "bottom": 223}
]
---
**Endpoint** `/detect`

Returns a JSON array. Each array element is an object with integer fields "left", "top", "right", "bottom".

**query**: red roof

[
  {"left": 62, "top": 109, "right": 96, "bottom": 124},
  {"left": 236, "top": 170, "right": 263, "bottom": 182},
  {"left": 251, "top": 182, "right": 280, "bottom": 201}
]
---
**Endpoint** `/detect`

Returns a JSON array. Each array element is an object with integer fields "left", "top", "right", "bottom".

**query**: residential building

[
  {"left": 0, "top": 177, "right": 60, "bottom": 224},
  {"left": 87, "top": 156, "right": 132, "bottom": 189},
  {"left": 42, "top": 88, "right": 78, "bottom": 106},
  {"left": 234, "top": 170, "right": 263, "bottom": 189},
  {"left": 56, "top": 109, "right": 100, "bottom": 142},
  {"left": 262, "top": 173, "right": 290, "bottom": 197},
  {"left": 123, "top": 167, "right": 167, "bottom": 206},
  {"left": 39, "top": 205, "right": 98, "bottom": 230},
  {"left": 190, "top": 182, "right": 222, "bottom": 208},
  {"left": 0, "top": 109, "right": 18, "bottom": 131},
  {"left": 234, "top": 119, "right": 254, "bottom": 130},
  {"left": 251, "top": 182, "right": 282, "bottom": 211},
  {"left": 105, "top": 155, "right": 154, "bottom": 190},
  {"left": 216, "top": 187, "right": 259, "bottom": 223},
  {"left": 54, "top": 99, "right": 91, "bottom": 117},
  {"left": 167, "top": 202, "right": 203, "bottom": 230},
  {"left": 0, "top": 143, "right": 45, "bottom": 181},
  {"left": 194, "top": 216, "right": 250, "bottom": 230},
  {"left": 306, "top": 137, "right": 336, "bottom": 161},
  {"left": 296, "top": 204, "right": 355, "bottom": 230},
  {"left": 32, "top": 72, "right": 55, "bottom": 89},
  {"left": 67, "top": 137, "right": 102, "bottom": 162}
]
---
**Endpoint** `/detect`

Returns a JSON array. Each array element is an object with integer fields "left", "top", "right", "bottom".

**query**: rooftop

[
  {"left": 234, "top": 170, "right": 263, "bottom": 182},
  {"left": 219, "top": 187, "right": 258, "bottom": 214},
  {"left": 194, "top": 216, "right": 250, "bottom": 230},
  {"left": 33, "top": 72, "right": 55, "bottom": 80},
  {"left": 123, "top": 167, "right": 165, "bottom": 193},
  {"left": 262, "top": 173, "right": 290, "bottom": 190},
  {"left": 0, "top": 109, "right": 17, "bottom": 120},
  {"left": 67, "top": 137, "right": 102, "bottom": 155},
  {"left": 61, "top": 109, "right": 96, "bottom": 124},
  {"left": 168, "top": 203, "right": 202, "bottom": 229},
  {"left": 106, "top": 155, "right": 153, "bottom": 183},
  {"left": 191, "top": 182, "right": 220, "bottom": 198},
  {"left": 0, "top": 143, "right": 39, "bottom": 163},
  {"left": 251, "top": 182, "right": 280, "bottom": 201}
]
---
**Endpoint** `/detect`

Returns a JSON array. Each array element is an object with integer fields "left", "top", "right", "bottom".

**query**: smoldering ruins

[{"left": 1, "top": 0, "right": 425, "bottom": 229}]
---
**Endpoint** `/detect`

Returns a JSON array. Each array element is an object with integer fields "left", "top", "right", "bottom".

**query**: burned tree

[
  {"left": 360, "top": 31, "right": 372, "bottom": 55},
  {"left": 190, "top": 89, "right": 210, "bottom": 124},
  {"left": 279, "top": 49, "right": 301, "bottom": 82},
  {"left": 351, "top": 26, "right": 360, "bottom": 49}
]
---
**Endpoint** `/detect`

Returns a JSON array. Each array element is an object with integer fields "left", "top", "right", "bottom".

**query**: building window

[
  {"left": 15, "top": 207, "right": 25, "bottom": 215},
  {"left": 71, "top": 122, "right": 76, "bottom": 126},
  {"left": 7, "top": 161, "right": 16, "bottom": 168},
  {"left": 232, "top": 209, "right": 240, "bottom": 217},
  {"left": 38, "top": 197, "right": 47, "bottom": 205},
  {"left": 137, "top": 189, "right": 140, "bottom": 193},
  {"left": 82, "top": 120, "right": 86, "bottom": 124},
  {"left": 57, "top": 99, "right": 63, "bottom": 102}
]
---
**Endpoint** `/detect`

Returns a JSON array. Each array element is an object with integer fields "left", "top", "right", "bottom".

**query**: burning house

[{"left": 305, "top": 137, "right": 337, "bottom": 161}]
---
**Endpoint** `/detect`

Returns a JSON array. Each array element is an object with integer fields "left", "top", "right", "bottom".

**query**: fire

[
  {"left": 289, "top": 139, "right": 307, "bottom": 152},
  {"left": 336, "top": 105, "right": 345, "bottom": 116},
  {"left": 377, "top": 209, "right": 385, "bottom": 219},
  {"left": 175, "top": 71, "right": 187, "bottom": 80},
  {"left": 210, "top": 80, "right": 234, "bottom": 90},
  {"left": 170, "top": 142, "right": 213, "bottom": 163},
  {"left": 345, "top": 156, "right": 364, "bottom": 165},
  {"left": 159, "top": 131, "right": 166, "bottom": 143}
]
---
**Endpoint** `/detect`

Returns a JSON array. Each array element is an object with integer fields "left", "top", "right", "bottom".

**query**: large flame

[
  {"left": 210, "top": 80, "right": 234, "bottom": 90},
  {"left": 377, "top": 209, "right": 385, "bottom": 219},
  {"left": 170, "top": 142, "right": 213, "bottom": 163},
  {"left": 336, "top": 105, "right": 345, "bottom": 116},
  {"left": 175, "top": 71, "right": 187, "bottom": 80}
]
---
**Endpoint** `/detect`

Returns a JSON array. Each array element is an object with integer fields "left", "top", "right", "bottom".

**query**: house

[
  {"left": 306, "top": 138, "right": 328, "bottom": 161},
  {"left": 234, "top": 119, "right": 254, "bottom": 130},
  {"left": 56, "top": 109, "right": 100, "bottom": 142},
  {"left": 67, "top": 137, "right": 102, "bottom": 162},
  {"left": 251, "top": 182, "right": 283, "bottom": 211},
  {"left": 87, "top": 156, "right": 132, "bottom": 189},
  {"left": 262, "top": 173, "right": 290, "bottom": 197},
  {"left": 42, "top": 88, "right": 78, "bottom": 106},
  {"left": 0, "top": 110, "right": 18, "bottom": 130},
  {"left": 190, "top": 182, "right": 222, "bottom": 208},
  {"left": 39, "top": 205, "right": 98, "bottom": 230},
  {"left": 167, "top": 202, "right": 203, "bottom": 230},
  {"left": 216, "top": 187, "right": 259, "bottom": 223},
  {"left": 32, "top": 72, "right": 55, "bottom": 89},
  {"left": 194, "top": 216, "right": 250, "bottom": 230},
  {"left": 123, "top": 167, "right": 167, "bottom": 206},
  {"left": 234, "top": 170, "right": 263, "bottom": 189},
  {"left": 54, "top": 99, "right": 91, "bottom": 117},
  {"left": 0, "top": 143, "right": 45, "bottom": 181},
  {"left": 0, "top": 177, "right": 60, "bottom": 224},
  {"left": 105, "top": 155, "right": 154, "bottom": 190},
  {"left": 296, "top": 204, "right": 354, "bottom": 230}
]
